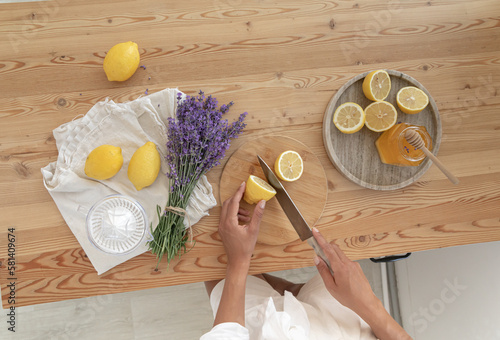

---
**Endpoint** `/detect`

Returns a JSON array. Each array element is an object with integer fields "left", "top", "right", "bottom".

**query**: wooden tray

[
  {"left": 220, "top": 135, "right": 328, "bottom": 245},
  {"left": 322, "top": 70, "right": 442, "bottom": 190}
]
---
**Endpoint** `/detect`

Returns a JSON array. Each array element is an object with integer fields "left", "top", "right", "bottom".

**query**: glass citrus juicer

[{"left": 78, "top": 195, "right": 149, "bottom": 255}]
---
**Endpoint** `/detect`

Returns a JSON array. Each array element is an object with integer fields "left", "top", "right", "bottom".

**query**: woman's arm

[
  {"left": 356, "top": 300, "right": 412, "bottom": 340},
  {"left": 312, "top": 228, "right": 412, "bottom": 340},
  {"left": 214, "top": 261, "right": 251, "bottom": 326},
  {"left": 213, "top": 182, "right": 266, "bottom": 327}
]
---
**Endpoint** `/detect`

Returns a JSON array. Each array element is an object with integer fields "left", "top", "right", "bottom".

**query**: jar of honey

[{"left": 375, "top": 123, "right": 432, "bottom": 166}]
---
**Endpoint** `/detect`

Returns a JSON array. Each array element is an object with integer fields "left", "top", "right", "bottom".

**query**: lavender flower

[{"left": 149, "top": 91, "right": 247, "bottom": 268}]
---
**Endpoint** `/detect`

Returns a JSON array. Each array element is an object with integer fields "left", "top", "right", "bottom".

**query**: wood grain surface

[
  {"left": 219, "top": 135, "right": 328, "bottom": 245},
  {"left": 323, "top": 70, "right": 442, "bottom": 190},
  {"left": 1, "top": 0, "right": 500, "bottom": 307}
]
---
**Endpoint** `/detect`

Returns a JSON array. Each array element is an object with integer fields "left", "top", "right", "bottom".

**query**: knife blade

[{"left": 257, "top": 155, "right": 332, "bottom": 273}]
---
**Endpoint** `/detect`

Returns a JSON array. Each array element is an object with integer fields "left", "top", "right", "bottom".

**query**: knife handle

[{"left": 307, "top": 237, "right": 334, "bottom": 275}]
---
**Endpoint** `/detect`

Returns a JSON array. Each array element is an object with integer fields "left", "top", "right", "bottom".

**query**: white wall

[{"left": 395, "top": 241, "right": 500, "bottom": 340}]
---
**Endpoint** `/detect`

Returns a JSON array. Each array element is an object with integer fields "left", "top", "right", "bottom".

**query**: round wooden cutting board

[{"left": 220, "top": 135, "right": 328, "bottom": 246}]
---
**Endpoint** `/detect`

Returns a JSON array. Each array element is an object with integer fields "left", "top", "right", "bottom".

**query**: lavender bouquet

[{"left": 148, "top": 91, "right": 247, "bottom": 268}]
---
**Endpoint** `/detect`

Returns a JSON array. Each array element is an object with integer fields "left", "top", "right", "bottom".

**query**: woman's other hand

[
  {"left": 312, "top": 228, "right": 379, "bottom": 317},
  {"left": 218, "top": 182, "right": 266, "bottom": 268},
  {"left": 312, "top": 228, "right": 412, "bottom": 340}
]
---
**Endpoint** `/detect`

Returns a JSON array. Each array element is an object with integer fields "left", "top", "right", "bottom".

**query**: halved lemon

[
  {"left": 364, "top": 101, "right": 398, "bottom": 132},
  {"left": 333, "top": 102, "right": 365, "bottom": 134},
  {"left": 243, "top": 175, "right": 277, "bottom": 205},
  {"left": 274, "top": 150, "right": 304, "bottom": 182},
  {"left": 362, "top": 70, "right": 391, "bottom": 101},
  {"left": 397, "top": 86, "right": 429, "bottom": 114}
]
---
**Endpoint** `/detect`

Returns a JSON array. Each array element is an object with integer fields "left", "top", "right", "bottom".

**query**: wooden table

[{"left": 1, "top": 0, "right": 500, "bottom": 308}]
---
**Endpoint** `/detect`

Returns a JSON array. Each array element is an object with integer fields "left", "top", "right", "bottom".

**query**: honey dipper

[{"left": 405, "top": 129, "right": 459, "bottom": 185}]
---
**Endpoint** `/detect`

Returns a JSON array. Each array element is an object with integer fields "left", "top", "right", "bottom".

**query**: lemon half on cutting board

[
  {"left": 274, "top": 150, "right": 304, "bottom": 182},
  {"left": 243, "top": 175, "right": 277, "bottom": 205}
]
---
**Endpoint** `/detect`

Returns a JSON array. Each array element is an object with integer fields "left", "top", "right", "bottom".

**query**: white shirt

[{"left": 201, "top": 274, "right": 377, "bottom": 340}]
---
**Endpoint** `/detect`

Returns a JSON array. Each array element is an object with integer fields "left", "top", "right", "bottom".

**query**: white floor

[{"left": 0, "top": 261, "right": 383, "bottom": 339}]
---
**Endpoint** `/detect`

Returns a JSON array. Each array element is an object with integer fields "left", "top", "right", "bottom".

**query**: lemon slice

[
  {"left": 362, "top": 70, "right": 391, "bottom": 101},
  {"left": 364, "top": 101, "right": 398, "bottom": 132},
  {"left": 244, "top": 175, "right": 277, "bottom": 205},
  {"left": 397, "top": 86, "right": 429, "bottom": 114},
  {"left": 274, "top": 150, "right": 304, "bottom": 182},
  {"left": 333, "top": 102, "right": 365, "bottom": 134}
]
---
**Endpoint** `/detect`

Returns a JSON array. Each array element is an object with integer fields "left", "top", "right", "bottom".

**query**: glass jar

[{"left": 375, "top": 123, "right": 433, "bottom": 166}]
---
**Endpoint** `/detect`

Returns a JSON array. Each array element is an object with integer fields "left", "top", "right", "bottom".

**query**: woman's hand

[
  {"left": 218, "top": 182, "right": 266, "bottom": 269},
  {"left": 212, "top": 182, "right": 266, "bottom": 327},
  {"left": 312, "top": 228, "right": 412, "bottom": 340},
  {"left": 312, "top": 228, "right": 379, "bottom": 317}
]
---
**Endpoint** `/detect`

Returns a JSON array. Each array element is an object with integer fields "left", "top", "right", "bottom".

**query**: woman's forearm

[
  {"left": 359, "top": 299, "right": 412, "bottom": 340},
  {"left": 213, "top": 262, "right": 249, "bottom": 327}
]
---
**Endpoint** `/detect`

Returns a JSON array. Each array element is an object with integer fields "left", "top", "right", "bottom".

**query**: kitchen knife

[{"left": 257, "top": 155, "right": 333, "bottom": 273}]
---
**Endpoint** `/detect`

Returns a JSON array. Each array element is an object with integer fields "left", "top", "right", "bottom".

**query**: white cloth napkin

[{"left": 41, "top": 88, "right": 217, "bottom": 275}]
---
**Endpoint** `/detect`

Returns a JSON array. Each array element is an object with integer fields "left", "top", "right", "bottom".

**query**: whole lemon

[
  {"left": 128, "top": 142, "right": 161, "bottom": 191},
  {"left": 103, "top": 41, "right": 140, "bottom": 82},
  {"left": 85, "top": 145, "right": 123, "bottom": 180}
]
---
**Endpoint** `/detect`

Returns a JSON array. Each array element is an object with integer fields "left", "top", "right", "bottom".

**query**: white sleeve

[{"left": 200, "top": 322, "right": 250, "bottom": 340}]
